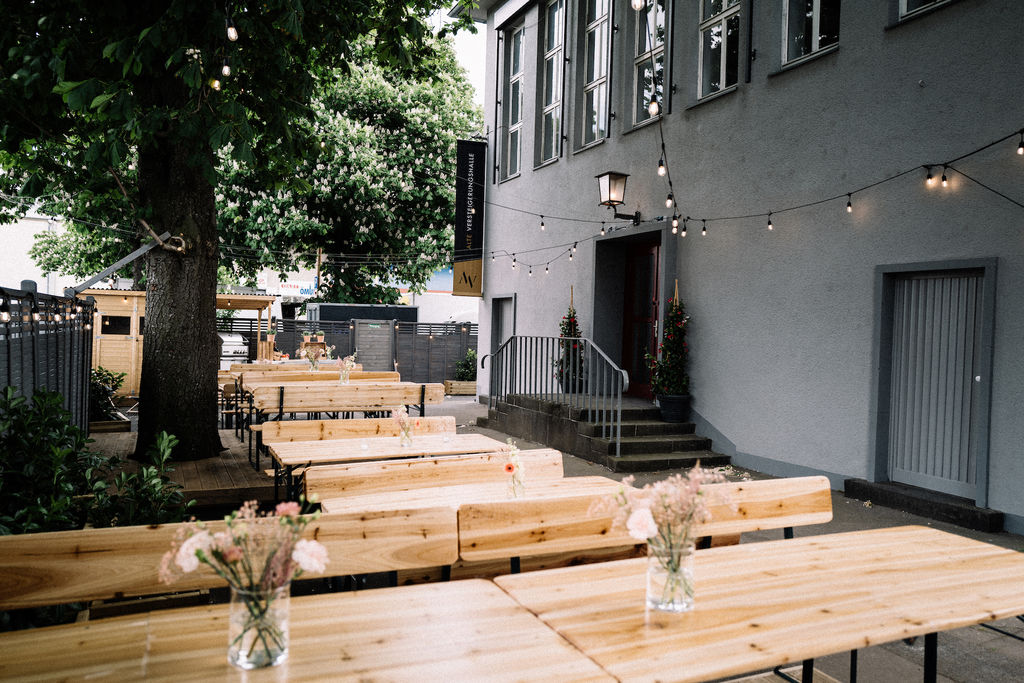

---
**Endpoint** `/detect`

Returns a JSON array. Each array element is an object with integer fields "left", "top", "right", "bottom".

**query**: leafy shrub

[
  {"left": 454, "top": 348, "right": 477, "bottom": 381},
  {"left": 89, "top": 431, "right": 195, "bottom": 528},
  {"left": 89, "top": 366, "right": 126, "bottom": 422},
  {"left": 0, "top": 387, "right": 99, "bottom": 535}
]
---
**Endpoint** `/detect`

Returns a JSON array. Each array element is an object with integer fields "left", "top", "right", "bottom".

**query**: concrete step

[
  {"left": 578, "top": 420, "right": 695, "bottom": 438},
  {"left": 604, "top": 450, "right": 731, "bottom": 473},
  {"left": 592, "top": 433, "right": 712, "bottom": 455},
  {"left": 844, "top": 479, "right": 1004, "bottom": 532}
]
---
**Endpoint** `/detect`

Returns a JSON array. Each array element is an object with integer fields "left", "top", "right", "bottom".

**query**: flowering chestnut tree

[{"left": 0, "top": 1, "right": 476, "bottom": 460}]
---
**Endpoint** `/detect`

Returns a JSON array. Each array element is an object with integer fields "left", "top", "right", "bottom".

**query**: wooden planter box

[
  {"left": 444, "top": 380, "right": 477, "bottom": 395},
  {"left": 89, "top": 419, "right": 131, "bottom": 433}
]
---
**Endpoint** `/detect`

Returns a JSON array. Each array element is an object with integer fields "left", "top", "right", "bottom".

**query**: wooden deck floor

[{"left": 88, "top": 429, "right": 274, "bottom": 508}]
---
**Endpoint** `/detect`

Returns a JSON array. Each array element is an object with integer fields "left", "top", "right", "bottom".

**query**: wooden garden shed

[{"left": 85, "top": 289, "right": 276, "bottom": 395}]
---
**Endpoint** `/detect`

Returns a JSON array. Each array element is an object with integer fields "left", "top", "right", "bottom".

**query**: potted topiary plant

[
  {"left": 315, "top": 329, "right": 325, "bottom": 342},
  {"left": 646, "top": 294, "right": 691, "bottom": 422},
  {"left": 554, "top": 297, "right": 585, "bottom": 393}
]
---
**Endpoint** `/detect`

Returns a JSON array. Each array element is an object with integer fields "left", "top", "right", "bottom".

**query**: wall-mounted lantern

[{"left": 596, "top": 171, "right": 642, "bottom": 225}]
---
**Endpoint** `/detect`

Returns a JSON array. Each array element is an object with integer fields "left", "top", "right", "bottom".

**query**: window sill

[
  {"left": 624, "top": 115, "right": 663, "bottom": 135},
  {"left": 533, "top": 157, "right": 560, "bottom": 171},
  {"left": 498, "top": 172, "right": 521, "bottom": 185},
  {"left": 685, "top": 86, "right": 737, "bottom": 112},
  {"left": 572, "top": 137, "right": 606, "bottom": 155},
  {"left": 885, "top": 0, "right": 961, "bottom": 30},
  {"left": 768, "top": 44, "right": 839, "bottom": 78}
]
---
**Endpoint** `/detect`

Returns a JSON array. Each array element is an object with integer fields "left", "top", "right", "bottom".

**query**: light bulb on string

[
  {"left": 226, "top": 18, "right": 239, "bottom": 41},
  {"left": 657, "top": 158, "right": 666, "bottom": 177},
  {"left": 1018, "top": 132, "right": 1023, "bottom": 155},
  {"left": 681, "top": 218, "right": 688, "bottom": 237},
  {"left": 545, "top": 264, "right": 550, "bottom": 275},
  {"left": 222, "top": 58, "right": 231, "bottom": 77},
  {"left": 926, "top": 167, "right": 935, "bottom": 186},
  {"left": 512, "top": 255, "right": 516, "bottom": 270},
  {"left": 941, "top": 166, "right": 948, "bottom": 187},
  {"left": 631, "top": 0, "right": 646, "bottom": 10},
  {"left": 210, "top": 78, "right": 222, "bottom": 91},
  {"left": 491, "top": 254, "right": 495, "bottom": 262},
  {"left": 569, "top": 250, "right": 574, "bottom": 261},
  {"left": 648, "top": 97, "right": 660, "bottom": 118},
  {"left": 665, "top": 193, "right": 673, "bottom": 208},
  {"left": 671, "top": 214, "right": 679, "bottom": 233},
  {"left": 572, "top": 242, "right": 577, "bottom": 253},
  {"left": 540, "top": 215, "right": 545, "bottom": 231},
  {"left": 846, "top": 194, "right": 853, "bottom": 213},
  {"left": 600, "top": 222, "right": 606, "bottom": 236},
  {"left": 701, "top": 220, "right": 707, "bottom": 237},
  {"left": 528, "top": 266, "right": 533, "bottom": 277},
  {"left": 767, "top": 212, "right": 773, "bottom": 231}
]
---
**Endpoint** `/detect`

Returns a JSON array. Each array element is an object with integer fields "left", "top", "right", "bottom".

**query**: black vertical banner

[{"left": 453, "top": 139, "right": 486, "bottom": 297}]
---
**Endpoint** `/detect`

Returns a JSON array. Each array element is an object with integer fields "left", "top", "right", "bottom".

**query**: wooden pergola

[{"left": 216, "top": 292, "right": 278, "bottom": 361}]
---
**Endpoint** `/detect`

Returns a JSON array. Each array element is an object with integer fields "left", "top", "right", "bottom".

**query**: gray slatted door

[{"left": 888, "top": 270, "right": 982, "bottom": 498}]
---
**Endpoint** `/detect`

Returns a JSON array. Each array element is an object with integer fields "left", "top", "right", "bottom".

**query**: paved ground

[{"left": 442, "top": 395, "right": 1024, "bottom": 683}]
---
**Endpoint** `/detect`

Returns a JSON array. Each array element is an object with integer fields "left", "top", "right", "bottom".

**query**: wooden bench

[
  {"left": 0, "top": 508, "right": 457, "bottom": 614},
  {"left": 249, "top": 382, "right": 444, "bottom": 422},
  {"left": 242, "top": 382, "right": 445, "bottom": 467},
  {"left": 695, "top": 475, "right": 834, "bottom": 547},
  {"left": 235, "top": 370, "right": 400, "bottom": 384},
  {"left": 304, "top": 447, "right": 565, "bottom": 499},
  {"left": 250, "top": 415, "right": 456, "bottom": 469},
  {"left": 229, "top": 362, "right": 363, "bottom": 372}
]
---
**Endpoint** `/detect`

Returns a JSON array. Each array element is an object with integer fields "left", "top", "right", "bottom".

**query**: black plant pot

[{"left": 657, "top": 394, "right": 691, "bottom": 423}]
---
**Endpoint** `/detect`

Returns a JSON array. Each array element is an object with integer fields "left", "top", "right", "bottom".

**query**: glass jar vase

[{"left": 228, "top": 583, "right": 290, "bottom": 669}]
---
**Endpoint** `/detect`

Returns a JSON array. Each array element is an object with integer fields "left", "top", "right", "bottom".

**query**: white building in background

[{"left": 1, "top": 210, "right": 76, "bottom": 295}]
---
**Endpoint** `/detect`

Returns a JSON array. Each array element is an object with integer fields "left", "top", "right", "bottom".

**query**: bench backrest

[
  {"left": 250, "top": 382, "right": 444, "bottom": 413},
  {"left": 253, "top": 416, "right": 456, "bottom": 442},
  {"left": 230, "top": 362, "right": 363, "bottom": 372},
  {"left": 237, "top": 370, "right": 399, "bottom": 383},
  {"left": 695, "top": 475, "right": 833, "bottom": 541},
  {"left": 305, "top": 448, "right": 565, "bottom": 499},
  {"left": 0, "top": 508, "right": 457, "bottom": 611}
]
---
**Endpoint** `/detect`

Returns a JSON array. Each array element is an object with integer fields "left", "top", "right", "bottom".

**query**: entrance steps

[{"left": 479, "top": 396, "right": 729, "bottom": 473}]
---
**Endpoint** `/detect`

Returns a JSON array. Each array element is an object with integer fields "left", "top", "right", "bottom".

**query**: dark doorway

[{"left": 621, "top": 240, "right": 660, "bottom": 398}]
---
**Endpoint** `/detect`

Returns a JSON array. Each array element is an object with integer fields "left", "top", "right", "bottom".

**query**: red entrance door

[{"left": 622, "top": 241, "right": 660, "bottom": 398}]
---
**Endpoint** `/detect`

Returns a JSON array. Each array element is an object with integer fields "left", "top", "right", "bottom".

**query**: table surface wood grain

[
  {"left": 320, "top": 474, "right": 622, "bottom": 514},
  {"left": 494, "top": 525, "right": 1024, "bottom": 683},
  {"left": 270, "top": 432, "right": 510, "bottom": 468},
  {"left": 0, "top": 580, "right": 613, "bottom": 682}
]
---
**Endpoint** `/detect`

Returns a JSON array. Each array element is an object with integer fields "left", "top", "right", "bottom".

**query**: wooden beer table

[
  {"left": 269, "top": 432, "right": 511, "bottom": 500},
  {"left": 494, "top": 525, "right": 1024, "bottom": 682},
  {"left": 0, "top": 580, "right": 612, "bottom": 681}
]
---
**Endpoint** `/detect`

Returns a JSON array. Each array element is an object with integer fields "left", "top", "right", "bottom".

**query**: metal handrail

[{"left": 482, "top": 335, "right": 628, "bottom": 457}]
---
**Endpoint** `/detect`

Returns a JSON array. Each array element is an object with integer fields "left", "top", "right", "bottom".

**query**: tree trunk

[{"left": 133, "top": 137, "right": 222, "bottom": 461}]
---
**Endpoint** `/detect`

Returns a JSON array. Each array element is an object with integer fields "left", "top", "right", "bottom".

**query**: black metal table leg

[{"left": 923, "top": 632, "right": 937, "bottom": 683}]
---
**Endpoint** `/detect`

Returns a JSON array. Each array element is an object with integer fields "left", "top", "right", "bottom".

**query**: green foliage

[
  {"left": 1, "top": 2, "right": 481, "bottom": 303},
  {"left": 0, "top": 388, "right": 99, "bottom": 535},
  {"left": 89, "top": 366, "right": 127, "bottom": 422},
  {"left": 89, "top": 432, "right": 194, "bottom": 528},
  {"left": 647, "top": 298, "right": 691, "bottom": 396},
  {"left": 455, "top": 347, "right": 477, "bottom": 381},
  {"left": 555, "top": 304, "right": 585, "bottom": 387}
]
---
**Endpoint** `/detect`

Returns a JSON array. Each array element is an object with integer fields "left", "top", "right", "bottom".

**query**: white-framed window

[
  {"left": 581, "top": 0, "right": 610, "bottom": 146},
  {"left": 539, "top": 0, "right": 565, "bottom": 163},
  {"left": 784, "top": 0, "right": 840, "bottom": 63},
  {"left": 698, "top": 0, "right": 740, "bottom": 99},
  {"left": 633, "top": 0, "right": 667, "bottom": 125},
  {"left": 900, "top": 0, "right": 951, "bottom": 19},
  {"left": 501, "top": 24, "right": 524, "bottom": 179}
]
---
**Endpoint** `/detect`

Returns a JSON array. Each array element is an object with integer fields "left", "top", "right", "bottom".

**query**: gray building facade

[{"left": 475, "top": 0, "right": 1024, "bottom": 530}]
